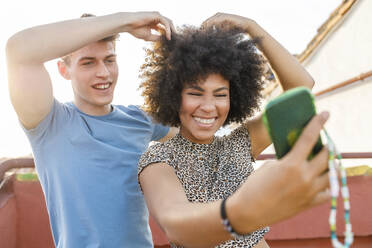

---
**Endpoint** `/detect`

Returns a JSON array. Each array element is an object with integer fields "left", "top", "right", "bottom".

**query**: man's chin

[{"left": 93, "top": 96, "right": 114, "bottom": 106}]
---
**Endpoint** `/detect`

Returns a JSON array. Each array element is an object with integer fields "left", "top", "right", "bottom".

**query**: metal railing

[{"left": 1, "top": 153, "right": 371, "bottom": 184}]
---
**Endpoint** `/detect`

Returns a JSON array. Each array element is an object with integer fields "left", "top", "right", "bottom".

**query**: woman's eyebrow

[
  {"left": 213, "top": 87, "right": 229, "bottom": 93},
  {"left": 186, "top": 85, "right": 204, "bottom": 91},
  {"left": 185, "top": 86, "right": 229, "bottom": 92}
]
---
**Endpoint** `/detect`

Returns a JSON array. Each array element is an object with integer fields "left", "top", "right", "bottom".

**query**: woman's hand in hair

[
  {"left": 122, "top": 11, "right": 176, "bottom": 41},
  {"left": 201, "top": 12, "right": 255, "bottom": 31}
]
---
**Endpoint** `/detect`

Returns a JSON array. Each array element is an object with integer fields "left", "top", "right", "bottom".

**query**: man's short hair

[{"left": 61, "top": 13, "right": 119, "bottom": 66}]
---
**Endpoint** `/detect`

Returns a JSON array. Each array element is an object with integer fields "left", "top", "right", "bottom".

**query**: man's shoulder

[
  {"left": 47, "top": 100, "right": 78, "bottom": 123},
  {"left": 114, "top": 104, "right": 152, "bottom": 122},
  {"left": 114, "top": 104, "right": 140, "bottom": 113},
  {"left": 27, "top": 100, "right": 73, "bottom": 128},
  {"left": 22, "top": 100, "right": 78, "bottom": 145}
]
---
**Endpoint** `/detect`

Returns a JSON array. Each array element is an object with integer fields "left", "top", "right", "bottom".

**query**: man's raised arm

[{"left": 6, "top": 12, "right": 174, "bottom": 129}]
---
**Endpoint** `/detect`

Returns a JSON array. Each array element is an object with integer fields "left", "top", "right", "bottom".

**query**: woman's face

[{"left": 179, "top": 74, "right": 230, "bottom": 144}]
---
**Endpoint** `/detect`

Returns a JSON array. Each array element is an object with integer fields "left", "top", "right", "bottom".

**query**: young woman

[{"left": 138, "top": 13, "right": 330, "bottom": 248}]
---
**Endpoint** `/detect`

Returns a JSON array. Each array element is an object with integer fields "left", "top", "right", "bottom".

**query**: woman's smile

[
  {"left": 179, "top": 74, "right": 230, "bottom": 144},
  {"left": 193, "top": 116, "right": 217, "bottom": 125}
]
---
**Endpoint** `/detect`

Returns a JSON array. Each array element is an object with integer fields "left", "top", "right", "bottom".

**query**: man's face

[{"left": 64, "top": 41, "right": 118, "bottom": 115}]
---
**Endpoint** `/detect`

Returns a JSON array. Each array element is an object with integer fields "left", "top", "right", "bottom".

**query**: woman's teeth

[{"left": 194, "top": 117, "right": 215, "bottom": 124}]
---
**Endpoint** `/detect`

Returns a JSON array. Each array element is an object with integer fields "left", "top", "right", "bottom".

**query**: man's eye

[
  {"left": 105, "top": 60, "right": 115, "bottom": 63},
  {"left": 215, "top": 94, "right": 227, "bottom": 97},
  {"left": 82, "top": 61, "right": 93, "bottom": 65}
]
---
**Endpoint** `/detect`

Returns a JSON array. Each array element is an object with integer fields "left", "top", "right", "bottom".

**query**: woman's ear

[{"left": 57, "top": 60, "right": 71, "bottom": 80}]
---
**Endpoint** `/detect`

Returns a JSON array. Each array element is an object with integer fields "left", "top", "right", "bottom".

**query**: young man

[{"left": 6, "top": 12, "right": 177, "bottom": 247}]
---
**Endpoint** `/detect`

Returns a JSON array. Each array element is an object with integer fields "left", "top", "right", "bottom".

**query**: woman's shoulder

[
  {"left": 141, "top": 141, "right": 173, "bottom": 160},
  {"left": 221, "top": 124, "right": 250, "bottom": 143},
  {"left": 138, "top": 138, "right": 178, "bottom": 172}
]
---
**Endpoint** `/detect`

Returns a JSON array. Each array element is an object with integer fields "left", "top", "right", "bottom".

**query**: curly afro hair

[{"left": 140, "top": 25, "right": 265, "bottom": 127}]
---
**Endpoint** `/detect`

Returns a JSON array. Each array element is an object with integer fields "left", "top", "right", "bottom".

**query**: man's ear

[{"left": 57, "top": 60, "right": 71, "bottom": 80}]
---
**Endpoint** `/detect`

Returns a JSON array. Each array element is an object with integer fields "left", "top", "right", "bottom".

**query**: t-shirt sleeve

[
  {"left": 151, "top": 122, "right": 170, "bottom": 141},
  {"left": 21, "top": 99, "right": 69, "bottom": 145},
  {"left": 137, "top": 143, "right": 173, "bottom": 192},
  {"left": 132, "top": 105, "right": 170, "bottom": 141}
]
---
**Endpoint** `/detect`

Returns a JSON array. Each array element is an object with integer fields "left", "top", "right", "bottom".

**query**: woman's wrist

[
  {"left": 221, "top": 197, "right": 249, "bottom": 238},
  {"left": 245, "top": 20, "right": 265, "bottom": 40},
  {"left": 221, "top": 191, "right": 250, "bottom": 234},
  {"left": 243, "top": 18, "right": 256, "bottom": 29},
  {"left": 224, "top": 191, "right": 261, "bottom": 234}
]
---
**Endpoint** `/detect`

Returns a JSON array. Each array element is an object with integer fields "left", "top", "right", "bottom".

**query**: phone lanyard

[{"left": 324, "top": 130, "right": 353, "bottom": 248}]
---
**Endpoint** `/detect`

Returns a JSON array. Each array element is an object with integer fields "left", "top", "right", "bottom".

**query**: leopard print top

[{"left": 138, "top": 125, "right": 269, "bottom": 247}]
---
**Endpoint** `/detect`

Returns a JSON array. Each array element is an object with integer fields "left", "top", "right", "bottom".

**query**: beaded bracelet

[
  {"left": 220, "top": 197, "right": 250, "bottom": 239},
  {"left": 324, "top": 129, "right": 353, "bottom": 248}
]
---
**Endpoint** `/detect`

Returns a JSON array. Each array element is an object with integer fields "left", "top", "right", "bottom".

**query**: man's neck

[{"left": 74, "top": 102, "right": 113, "bottom": 116}]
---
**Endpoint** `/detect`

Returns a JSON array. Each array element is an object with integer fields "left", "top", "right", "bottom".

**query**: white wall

[{"left": 302, "top": 0, "right": 372, "bottom": 165}]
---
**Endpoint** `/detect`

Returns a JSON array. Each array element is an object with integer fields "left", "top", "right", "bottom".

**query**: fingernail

[{"left": 321, "top": 111, "right": 330, "bottom": 121}]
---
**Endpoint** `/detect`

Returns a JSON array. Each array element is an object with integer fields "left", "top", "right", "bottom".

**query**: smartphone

[{"left": 263, "top": 86, "right": 323, "bottom": 159}]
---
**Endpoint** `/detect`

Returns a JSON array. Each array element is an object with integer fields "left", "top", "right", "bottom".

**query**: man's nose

[{"left": 96, "top": 61, "right": 109, "bottom": 78}]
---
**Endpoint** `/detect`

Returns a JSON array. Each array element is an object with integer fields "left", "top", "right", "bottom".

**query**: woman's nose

[{"left": 199, "top": 98, "right": 216, "bottom": 112}]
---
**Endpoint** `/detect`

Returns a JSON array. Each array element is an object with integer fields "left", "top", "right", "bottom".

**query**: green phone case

[{"left": 263, "top": 87, "right": 323, "bottom": 159}]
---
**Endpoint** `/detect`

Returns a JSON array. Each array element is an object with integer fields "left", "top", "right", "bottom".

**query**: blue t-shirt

[{"left": 23, "top": 99, "right": 169, "bottom": 248}]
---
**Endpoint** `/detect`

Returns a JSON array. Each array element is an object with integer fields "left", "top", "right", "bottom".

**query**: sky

[{"left": 0, "top": 0, "right": 341, "bottom": 158}]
